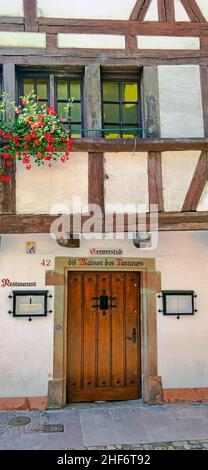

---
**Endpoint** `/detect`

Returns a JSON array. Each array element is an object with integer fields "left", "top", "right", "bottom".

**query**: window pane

[
  {"left": 71, "top": 124, "right": 81, "bottom": 138},
  {"left": 103, "top": 103, "right": 120, "bottom": 123},
  {"left": 122, "top": 103, "right": 138, "bottom": 124},
  {"left": 57, "top": 79, "right": 68, "bottom": 100},
  {"left": 70, "top": 102, "right": 81, "bottom": 122},
  {"left": 23, "top": 79, "right": 35, "bottom": 95},
  {"left": 104, "top": 125, "right": 121, "bottom": 138},
  {"left": 37, "top": 79, "right": 47, "bottom": 100},
  {"left": 103, "top": 82, "right": 119, "bottom": 101},
  {"left": 122, "top": 82, "right": 138, "bottom": 102},
  {"left": 70, "top": 81, "right": 81, "bottom": 100},
  {"left": 58, "top": 102, "right": 68, "bottom": 120}
]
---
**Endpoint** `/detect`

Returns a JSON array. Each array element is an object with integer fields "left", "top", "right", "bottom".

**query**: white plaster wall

[
  {"left": 16, "top": 153, "right": 88, "bottom": 214},
  {"left": 0, "top": 0, "right": 23, "bottom": 17},
  {"left": 198, "top": 182, "right": 208, "bottom": 211},
  {"left": 144, "top": 0, "right": 158, "bottom": 21},
  {"left": 174, "top": 0, "right": 190, "bottom": 21},
  {"left": 196, "top": 0, "right": 208, "bottom": 21},
  {"left": 0, "top": 32, "right": 46, "bottom": 48},
  {"left": 158, "top": 65, "right": 204, "bottom": 138},
  {"left": 0, "top": 231, "right": 208, "bottom": 395},
  {"left": 37, "top": 0, "right": 136, "bottom": 20},
  {"left": 137, "top": 36, "right": 199, "bottom": 50},
  {"left": 104, "top": 152, "right": 149, "bottom": 212},
  {"left": 58, "top": 34, "right": 125, "bottom": 50},
  {"left": 162, "top": 151, "right": 200, "bottom": 212}
]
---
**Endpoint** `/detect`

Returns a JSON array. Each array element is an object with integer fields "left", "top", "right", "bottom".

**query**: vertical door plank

[
  {"left": 67, "top": 272, "right": 83, "bottom": 392},
  {"left": 83, "top": 272, "right": 97, "bottom": 389},
  {"left": 111, "top": 273, "right": 125, "bottom": 387},
  {"left": 125, "top": 273, "right": 140, "bottom": 387},
  {"left": 97, "top": 273, "right": 111, "bottom": 387}
]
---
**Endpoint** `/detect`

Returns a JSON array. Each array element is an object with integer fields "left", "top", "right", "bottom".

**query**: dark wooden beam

[
  {"left": 84, "top": 64, "right": 102, "bottom": 138},
  {"left": 0, "top": 24, "right": 24, "bottom": 31},
  {"left": 158, "top": 0, "right": 175, "bottom": 22},
  {"left": 88, "top": 152, "right": 104, "bottom": 212},
  {"left": 0, "top": 13, "right": 207, "bottom": 34},
  {"left": 0, "top": 211, "right": 208, "bottom": 234},
  {"left": 148, "top": 152, "right": 164, "bottom": 211},
  {"left": 129, "top": 0, "right": 152, "bottom": 21},
  {"left": 46, "top": 33, "right": 58, "bottom": 53},
  {"left": 38, "top": 19, "right": 208, "bottom": 37},
  {"left": 0, "top": 17, "right": 24, "bottom": 25},
  {"left": 0, "top": 48, "right": 207, "bottom": 62},
  {"left": 125, "top": 36, "right": 137, "bottom": 52},
  {"left": 200, "top": 65, "right": 208, "bottom": 137},
  {"left": 180, "top": 0, "right": 206, "bottom": 22},
  {"left": 70, "top": 138, "right": 208, "bottom": 152},
  {"left": 0, "top": 53, "right": 208, "bottom": 67},
  {"left": 182, "top": 151, "right": 208, "bottom": 211},
  {"left": 0, "top": 64, "right": 16, "bottom": 215},
  {"left": 23, "top": 0, "right": 38, "bottom": 31},
  {"left": 158, "top": 0, "right": 167, "bottom": 22},
  {"left": 143, "top": 66, "right": 160, "bottom": 138}
]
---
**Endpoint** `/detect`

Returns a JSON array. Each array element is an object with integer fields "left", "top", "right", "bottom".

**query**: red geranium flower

[
  {"left": 6, "top": 160, "right": 11, "bottom": 166},
  {"left": 3, "top": 153, "right": 10, "bottom": 159},
  {"left": 3, "top": 134, "right": 11, "bottom": 139},
  {"left": 44, "top": 133, "right": 55, "bottom": 143},
  {"left": 31, "top": 132, "right": 39, "bottom": 139},
  {"left": 0, "top": 174, "right": 10, "bottom": 182},
  {"left": 45, "top": 144, "right": 55, "bottom": 152},
  {"left": 47, "top": 106, "right": 56, "bottom": 115},
  {"left": 24, "top": 134, "right": 31, "bottom": 142}
]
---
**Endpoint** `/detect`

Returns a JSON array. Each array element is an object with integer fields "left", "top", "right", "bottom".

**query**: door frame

[
  {"left": 46, "top": 257, "right": 163, "bottom": 407},
  {"left": 67, "top": 270, "right": 141, "bottom": 402}
]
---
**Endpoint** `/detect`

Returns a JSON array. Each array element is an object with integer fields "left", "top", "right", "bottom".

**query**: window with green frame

[
  {"left": 102, "top": 77, "right": 141, "bottom": 138},
  {"left": 20, "top": 74, "right": 83, "bottom": 138}
]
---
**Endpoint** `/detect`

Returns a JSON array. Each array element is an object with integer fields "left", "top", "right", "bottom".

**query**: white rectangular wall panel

[
  {"left": 0, "top": 32, "right": 46, "bottom": 48},
  {"left": 58, "top": 34, "right": 125, "bottom": 49},
  {"left": 0, "top": 0, "right": 23, "bottom": 17},
  {"left": 137, "top": 36, "right": 200, "bottom": 50},
  {"left": 16, "top": 153, "right": 88, "bottom": 214},
  {"left": 104, "top": 152, "right": 149, "bottom": 212},
  {"left": 37, "top": 0, "right": 136, "bottom": 20},
  {"left": 158, "top": 65, "right": 204, "bottom": 138}
]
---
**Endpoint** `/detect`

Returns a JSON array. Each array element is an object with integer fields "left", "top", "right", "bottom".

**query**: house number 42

[{"left": 40, "top": 259, "right": 51, "bottom": 267}]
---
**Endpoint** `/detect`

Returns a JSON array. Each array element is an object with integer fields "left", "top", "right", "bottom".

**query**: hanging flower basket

[{"left": 0, "top": 92, "right": 73, "bottom": 183}]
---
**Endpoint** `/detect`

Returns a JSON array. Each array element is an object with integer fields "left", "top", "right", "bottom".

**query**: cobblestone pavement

[
  {"left": 85, "top": 440, "right": 208, "bottom": 450},
  {"left": 0, "top": 402, "right": 208, "bottom": 450}
]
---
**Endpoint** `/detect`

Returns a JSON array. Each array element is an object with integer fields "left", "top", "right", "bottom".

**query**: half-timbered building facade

[{"left": 0, "top": 0, "right": 208, "bottom": 410}]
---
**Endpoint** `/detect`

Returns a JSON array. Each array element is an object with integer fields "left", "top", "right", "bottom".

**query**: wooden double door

[{"left": 67, "top": 271, "right": 141, "bottom": 402}]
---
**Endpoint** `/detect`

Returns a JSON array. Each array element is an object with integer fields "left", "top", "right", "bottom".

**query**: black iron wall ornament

[
  {"left": 158, "top": 290, "right": 197, "bottom": 320},
  {"left": 91, "top": 290, "right": 117, "bottom": 316},
  {"left": 8, "top": 290, "right": 53, "bottom": 321}
]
